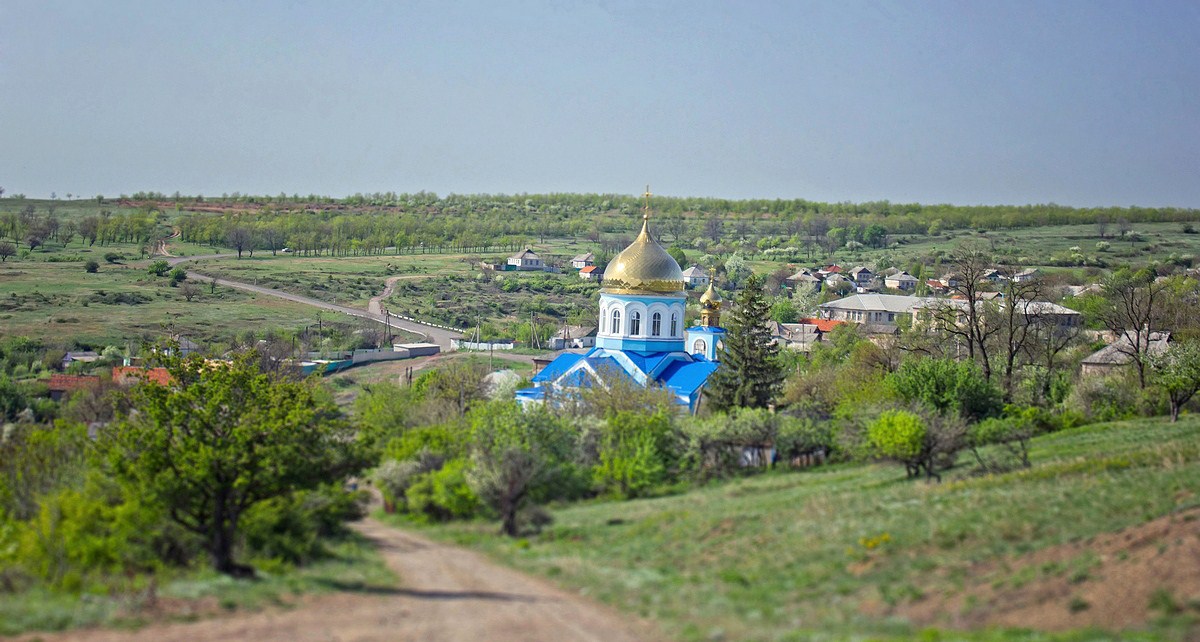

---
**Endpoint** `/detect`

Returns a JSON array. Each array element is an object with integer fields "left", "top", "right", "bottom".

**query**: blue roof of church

[
  {"left": 657, "top": 360, "right": 720, "bottom": 395},
  {"left": 531, "top": 353, "right": 585, "bottom": 383}
]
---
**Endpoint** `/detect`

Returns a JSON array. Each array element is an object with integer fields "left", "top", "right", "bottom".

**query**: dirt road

[
  {"left": 24, "top": 518, "right": 660, "bottom": 642},
  {"left": 164, "top": 255, "right": 460, "bottom": 350}
]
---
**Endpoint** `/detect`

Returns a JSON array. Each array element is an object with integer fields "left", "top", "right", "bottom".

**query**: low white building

[
  {"left": 819, "top": 293, "right": 933, "bottom": 326},
  {"left": 548, "top": 325, "right": 597, "bottom": 350},
  {"left": 571, "top": 252, "right": 595, "bottom": 269},
  {"left": 507, "top": 248, "right": 543, "bottom": 271},
  {"left": 884, "top": 271, "right": 918, "bottom": 291},
  {"left": 681, "top": 265, "right": 710, "bottom": 288}
]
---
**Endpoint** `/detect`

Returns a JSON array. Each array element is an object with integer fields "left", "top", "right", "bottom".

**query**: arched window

[
  {"left": 651, "top": 312, "right": 662, "bottom": 336},
  {"left": 670, "top": 313, "right": 678, "bottom": 336},
  {"left": 629, "top": 311, "right": 641, "bottom": 336},
  {"left": 611, "top": 309, "right": 621, "bottom": 335},
  {"left": 693, "top": 339, "right": 707, "bottom": 354}
]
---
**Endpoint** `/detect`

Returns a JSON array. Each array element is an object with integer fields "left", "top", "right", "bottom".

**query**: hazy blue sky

[{"left": 2, "top": 1, "right": 1198, "bottom": 206}]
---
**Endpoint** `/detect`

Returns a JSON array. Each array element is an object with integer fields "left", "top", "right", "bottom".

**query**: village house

[
  {"left": 1081, "top": 331, "right": 1171, "bottom": 377},
  {"left": 579, "top": 265, "right": 603, "bottom": 281},
  {"left": 818, "top": 293, "right": 932, "bottom": 326},
  {"left": 925, "top": 279, "right": 950, "bottom": 295},
  {"left": 61, "top": 351, "right": 101, "bottom": 369},
  {"left": 769, "top": 318, "right": 844, "bottom": 352},
  {"left": 548, "top": 325, "right": 597, "bottom": 350},
  {"left": 784, "top": 268, "right": 823, "bottom": 291},
  {"left": 681, "top": 265, "right": 710, "bottom": 288},
  {"left": 47, "top": 373, "right": 101, "bottom": 401},
  {"left": 849, "top": 266, "right": 874, "bottom": 288},
  {"left": 111, "top": 366, "right": 173, "bottom": 386},
  {"left": 1014, "top": 268, "right": 1040, "bottom": 283},
  {"left": 507, "top": 248, "right": 544, "bottom": 271},
  {"left": 884, "top": 271, "right": 918, "bottom": 291},
  {"left": 981, "top": 268, "right": 1005, "bottom": 283},
  {"left": 570, "top": 252, "right": 595, "bottom": 269}
]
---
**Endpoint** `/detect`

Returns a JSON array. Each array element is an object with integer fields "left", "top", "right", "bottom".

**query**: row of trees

[{"left": 0, "top": 205, "right": 163, "bottom": 251}]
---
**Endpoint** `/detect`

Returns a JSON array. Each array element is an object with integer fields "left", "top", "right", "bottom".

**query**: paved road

[
  {"left": 17, "top": 518, "right": 661, "bottom": 642},
  {"left": 165, "top": 254, "right": 462, "bottom": 349}
]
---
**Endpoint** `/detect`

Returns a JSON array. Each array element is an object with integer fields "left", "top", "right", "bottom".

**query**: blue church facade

[{"left": 515, "top": 205, "right": 725, "bottom": 414}]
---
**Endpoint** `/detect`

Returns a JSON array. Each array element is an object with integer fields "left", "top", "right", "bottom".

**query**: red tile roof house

[
  {"left": 47, "top": 374, "right": 101, "bottom": 401},
  {"left": 111, "top": 366, "right": 173, "bottom": 387}
]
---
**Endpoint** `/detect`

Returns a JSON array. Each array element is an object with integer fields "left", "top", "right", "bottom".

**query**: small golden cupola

[
  {"left": 699, "top": 281, "right": 722, "bottom": 327},
  {"left": 600, "top": 187, "right": 685, "bottom": 295}
]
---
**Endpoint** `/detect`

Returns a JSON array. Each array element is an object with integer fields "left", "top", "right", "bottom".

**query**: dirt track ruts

[{"left": 18, "top": 518, "right": 661, "bottom": 642}]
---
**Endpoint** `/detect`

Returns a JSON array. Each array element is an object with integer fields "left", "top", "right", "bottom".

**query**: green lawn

[{"left": 408, "top": 416, "right": 1200, "bottom": 641}]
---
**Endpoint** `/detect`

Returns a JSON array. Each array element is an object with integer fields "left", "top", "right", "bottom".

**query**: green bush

[
  {"left": 405, "top": 460, "right": 478, "bottom": 521},
  {"left": 868, "top": 410, "right": 926, "bottom": 461},
  {"left": 84, "top": 260, "right": 99, "bottom": 273},
  {"left": 887, "top": 358, "right": 1001, "bottom": 421},
  {"left": 383, "top": 424, "right": 464, "bottom": 462},
  {"left": 240, "top": 486, "right": 367, "bottom": 565},
  {"left": 592, "top": 411, "right": 676, "bottom": 498},
  {"left": 593, "top": 430, "right": 664, "bottom": 499},
  {"left": 147, "top": 260, "right": 169, "bottom": 277}
]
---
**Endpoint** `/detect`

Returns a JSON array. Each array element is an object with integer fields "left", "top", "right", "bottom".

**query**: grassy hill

[{"left": 413, "top": 416, "right": 1200, "bottom": 641}]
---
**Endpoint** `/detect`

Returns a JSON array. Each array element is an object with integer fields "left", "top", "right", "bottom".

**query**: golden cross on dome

[{"left": 642, "top": 185, "right": 652, "bottom": 220}]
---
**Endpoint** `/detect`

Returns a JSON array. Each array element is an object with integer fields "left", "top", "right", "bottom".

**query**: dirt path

[
  {"left": 366, "top": 275, "right": 431, "bottom": 316},
  {"left": 21, "top": 518, "right": 661, "bottom": 642}
]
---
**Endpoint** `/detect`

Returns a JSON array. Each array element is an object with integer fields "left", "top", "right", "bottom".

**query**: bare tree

[
  {"left": 923, "top": 244, "right": 1000, "bottom": 380},
  {"left": 1098, "top": 268, "right": 1167, "bottom": 388},
  {"left": 989, "top": 273, "right": 1045, "bottom": 400},
  {"left": 260, "top": 225, "right": 284, "bottom": 255},
  {"left": 225, "top": 226, "right": 253, "bottom": 259},
  {"left": 704, "top": 215, "right": 724, "bottom": 243},
  {"left": 0, "top": 241, "right": 15, "bottom": 262},
  {"left": 180, "top": 281, "right": 200, "bottom": 302}
]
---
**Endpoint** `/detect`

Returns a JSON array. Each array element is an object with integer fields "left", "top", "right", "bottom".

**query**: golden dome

[
  {"left": 699, "top": 282, "right": 722, "bottom": 308},
  {"left": 601, "top": 216, "right": 685, "bottom": 295}
]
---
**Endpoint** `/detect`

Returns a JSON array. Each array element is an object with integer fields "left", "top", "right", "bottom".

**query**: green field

[
  {"left": 0, "top": 259, "right": 358, "bottom": 348},
  {"left": 404, "top": 416, "right": 1200, "bottom": 641}
]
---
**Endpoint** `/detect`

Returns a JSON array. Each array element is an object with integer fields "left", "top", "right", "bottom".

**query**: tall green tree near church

[{"left": 705, "top": 274, "right": 785, "bottom": 412}]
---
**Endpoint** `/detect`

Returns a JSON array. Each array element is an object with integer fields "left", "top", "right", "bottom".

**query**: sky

[{"left": 2, "top": 1, "right": 1199, "bottom": 207}]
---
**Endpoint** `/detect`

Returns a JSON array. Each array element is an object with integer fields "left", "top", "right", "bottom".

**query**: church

[{"left": 515, "top": 198, "right": 726, "bottom": 414}]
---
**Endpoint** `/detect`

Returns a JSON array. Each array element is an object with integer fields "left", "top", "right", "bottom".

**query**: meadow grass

[
  {"left": 0, "top": 259, "right": 355, "bottom": 347},
  {"left": 410, "top": 416, "right": 1200, "bottom": 641},
  {"left": 0, "top": 533, "right": 397, "bottom": 636}
]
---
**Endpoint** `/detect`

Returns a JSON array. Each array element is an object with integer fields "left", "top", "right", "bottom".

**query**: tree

[
  {"left": 869, "top": 408, "right": 966, "bottom": 482},
  {"left": 1148, "top": 340, "right": 1200, "bottom": 422},
  {"left": 923, "top": 244, "right": 999, "bottom": 379},
  {"left": 226, "top": 226, "right": 253, "bottom": 259},
  {"left": 100, "top": 351, "right": 364, "bottom": 576},
  {"left": 84, "top": 260, "right": 99, "bottom": 273},
  {"left": 0, "top": 241, "right": 14, "bottom": 262},
  {"left": 704, "top": 215, "right": 724, "bottom": 243},
  {"left": 180, "top": 281, "right": 200, "bottom": 302},
  {"left": 148, "top": 260, "right": 170, "bottom": 276},
  {"left": 989, "top": 273, "right": 1044, "bottom": 400},
  {"left": 706, "top": 274, "right": 786, "bottom": 411},
  {"left": 465, "top": 401, "right": 574, "bottom": 536},
  {"left": 667, "top": 246, "right": 687, "bottom": 269},
  {"left": 1098, "top": 268, "right": 1167, "bottom": 388},
  {"left": 887, "top": 357, "right": 1001, "bottom": 422}
]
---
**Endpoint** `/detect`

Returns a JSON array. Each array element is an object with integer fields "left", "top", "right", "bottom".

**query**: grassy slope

[{"left": 418, "top": 416, "right": 1200, "bottom": 641}]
